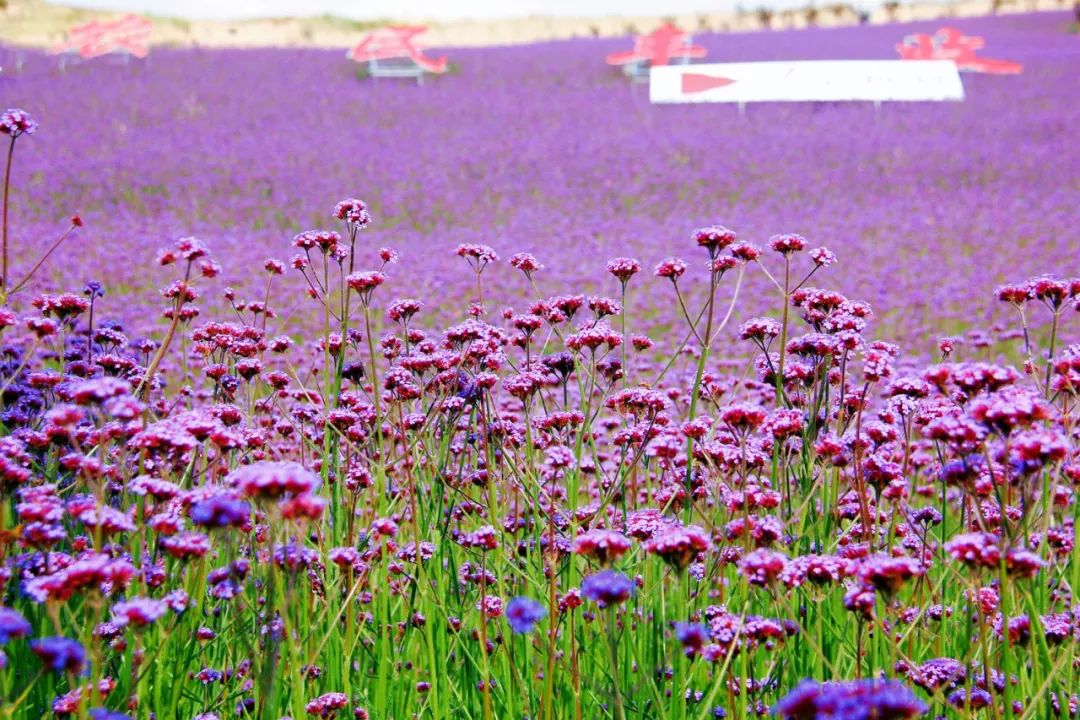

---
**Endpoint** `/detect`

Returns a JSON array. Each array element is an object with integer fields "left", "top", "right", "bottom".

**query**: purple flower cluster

[
  {"left": 582, "top": 570, "right": 636, "bottom": 607},
  {"left": 505, "top": 597, "right": 547, "bottom": 633},
  {"left": 775, "top": 679, "right": 927, "bottom": 719}
]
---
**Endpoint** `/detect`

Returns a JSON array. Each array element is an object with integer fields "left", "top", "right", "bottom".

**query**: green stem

[
  {"left": 1, "top": 136, "right": 15, "bottom": 300},
  {"left": 606, "top": 610, "right": 626, "bottom": 720}
]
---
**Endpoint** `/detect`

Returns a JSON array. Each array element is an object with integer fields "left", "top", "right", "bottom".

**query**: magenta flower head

[
  {"left": 774, "top": 679, "right": 927, "bottom": 720},
  {"left": 1004, "top": 547, "right": 1046, "bottom": 579},
  {"left": 463, "top": 525, "right": 499, "bottom": 551},
  {"left": 1030, "top": 275, "right": 1075, "bottom": 308},
  {"left": 691, "top": 225, "right": 736, "bottom": 257},
  {"left": 477, "top": 595, "right": 503, "bottom": 618},
  {"left": 33, "top": 293, "right": 90, "bottom": 321},
  {"left": 228, "top": 461, "right": 320, "bottom": 500},
  {"left": 509, "top": 252, "right": 543, "bottom": 277},
  {"left": 573, "top": 529, "right": 633, "bottom": 565},
  {"left": 858, "top": 555, "right": 924, "bottom": 596},
  {"left": 306, "top": 691, "right": 349, "bottom": 718},
  {"left": 334, "top": 198, "right": 372, "bottom": 230},
  {"left": 581, "top": 570, "right": 635, "bottom": 608},
  {"left": 710, "top": 255, "right": 738, "bottom": 277},
  {"left": 346, "top": 271, "right": 386, "bottom": 305},
  {"left": 768, "top": 233, "right": 808, "bottom": 256},
  {"left": 31, "top": 636, "right": 86, "bottom": 674},
  {"left": 606, "top": 257, "right": 641, "bottom": 285},
  {"left": 111, "top": 597, "right": 168, "bottom": 629},
  {"left": 294, "top": 230, "right": 341, "bottom": 255},
  {"left": 730, "top": 242, "right": 761, "bottom": 263},
  {"left": 740, "top": 317, "right": 782, "bottom": 345},
  {"left": 643, "top": 525, "right": 711, "bottom": 571},
  {"left": 654, "top": 257, "right": 687, "bottom": 281},
  {"left": 738, "top": 548, "right": 788, "bottom": 587},
  {"left": 0, "top": 109, "right": 37, "bottom": 138},
  {"left": 386, "top": 298, "right": 423, "bottom": 325},
  {"left": 996, "top": 282, "right": 1033, "bottom": 305},
  {"left": 456, "top": 243, "right": 498, "bottom": 273},
  {"left": 808, "top": 247, "right": 836, "bottom": 267},
  {"left": 505, "top": 597, "right": 547, "bottom": 633},
  {"left": 944, "top": 532, "right": 1001, "bottom": 570}
]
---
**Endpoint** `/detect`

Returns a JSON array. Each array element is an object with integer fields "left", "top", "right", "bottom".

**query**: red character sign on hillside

[
  {"left": 347, "top": 26, "right": 448, "bottom": 74},
  {"left": 896, "top": 27, "right": 1022, "bottom": 74},
  {"left": 51, "top": 15, "right": 152, "bottom": 60},
  {"left": 605, "top": 23, "right": 707, "bottom": 68}
]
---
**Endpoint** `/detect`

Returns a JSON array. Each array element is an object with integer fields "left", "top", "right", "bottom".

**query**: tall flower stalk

[{"left": 1, "top": 109, "right": 39, "bottom": 302}]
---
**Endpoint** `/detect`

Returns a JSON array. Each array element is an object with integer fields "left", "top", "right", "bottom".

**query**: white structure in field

[{"left": 650, "top": 60, "right": 965, "bottom": 104}]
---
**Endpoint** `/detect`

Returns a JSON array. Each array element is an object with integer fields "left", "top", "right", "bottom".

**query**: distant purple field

[{"left": 2, "top": 12, "right": 1077, "bottom": 346}]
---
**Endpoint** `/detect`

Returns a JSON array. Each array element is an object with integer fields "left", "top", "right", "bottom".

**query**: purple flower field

[
  {"left": 0, "top": 10, "right": 1077, "bottom": 720},
  {"left": 3, "top": 12, "right": 1077, "bottom": 347}
]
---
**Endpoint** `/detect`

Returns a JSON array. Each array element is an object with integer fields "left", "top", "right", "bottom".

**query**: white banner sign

[{"left": 650, "top": 60, "right": 964, "bottom": 104}]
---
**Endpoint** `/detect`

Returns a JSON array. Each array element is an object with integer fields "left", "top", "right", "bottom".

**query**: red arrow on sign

[{"left": 681, "top": 72, "right": 737, "bottom": 94}]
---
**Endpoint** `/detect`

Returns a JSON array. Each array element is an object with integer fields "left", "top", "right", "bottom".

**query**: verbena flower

[
  {"left": 606, "top": 257, "right": 641, "bottom": 283},
  {"left": 89, "top": 709, "right": 132, "bottom": 720},
  {"left": 581, "top": 570, "right": 635, "bottom": 607},
  {"left": 692, "top": 225, "right": 736, "bottom": 257},
  {"left": 768, "top": 233, "right": 807, "bottom": 255},
  {"left": 573, "top": 529, "right": 633, "bottom": 564},
  {"left": 189, "top": 495, "right": 249, "bottom": 528},
  {"left": 0, "top": 607, "right": 31, "bottom": 643},
  {"left": 31, "top": 637, "right": 86, "bottom": 674},
  {"left": 334, "top": 198, "right": 371, "bottom": 228},
  {"left": 228, "top": 461, "right": 320, "bottom": 499},
  {"left": 505, "top": 597, "right": 546, "bottom": 633},
  {"left": 654, "top": 257, "right": 687, "bottom": 280},
  {"left": 774, "top": 679, "right": 927, "bottom": 719},
  {"left": 111, "top": 597, "right": 168, "bottom": 628},
  {"left": 306, "top": 691, "right": 349, "bottom": 718},
  {"left": 643, "top": 525, "right": 711, "bottom": 570},
  {"left": 674, "top": 622, "right": 709, "bottom": 658},
  {"left": 0, "top": 108, "right": 37, "bottom": 137}
]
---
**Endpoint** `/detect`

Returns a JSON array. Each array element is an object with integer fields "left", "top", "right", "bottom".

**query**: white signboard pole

[{"left": 650, "top": 60, "right": 965, "bottom": 104}]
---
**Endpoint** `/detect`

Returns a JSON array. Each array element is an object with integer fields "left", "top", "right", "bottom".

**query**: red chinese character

[
  {"left": 896, "top": 27, "right": 1022, "bottom": 75},
  {"left": 347, "top": 26, "right": 448, "bottom": 74},
  {"left": 52, "top": 15, "right": 152, "bottom": 60},
  {"left": 605, "top": 23, "right": 707, "bottom": 68}
]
